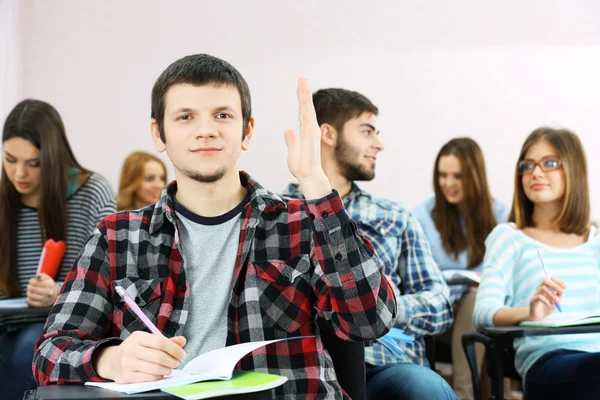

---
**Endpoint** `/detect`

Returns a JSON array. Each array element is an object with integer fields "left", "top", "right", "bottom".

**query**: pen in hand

[
  {"left": 537, "top": 249, "right": 563, "bottom": 313},
  {"left": 115, "top": 285, "right": 164, "bottom": 336}
]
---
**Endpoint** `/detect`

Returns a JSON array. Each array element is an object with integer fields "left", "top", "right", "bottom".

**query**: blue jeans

[
  {"left": 0, "top": 322, "right": 45, "bottom": 400},
  {"left": 525, "top": 349, "right": 600, "bottom": 400},
  {"left": 366, "top": 362, "right": 458, "bottom": 400}
]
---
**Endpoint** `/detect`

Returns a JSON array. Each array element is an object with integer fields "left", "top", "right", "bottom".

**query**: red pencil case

[{"left": 37, "top": 239, "right": 67, "bottom": 279}]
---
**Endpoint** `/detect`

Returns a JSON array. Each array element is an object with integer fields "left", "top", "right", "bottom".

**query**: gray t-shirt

[{"left": 175, "top": 192, "right": 249, "bottom": 367}]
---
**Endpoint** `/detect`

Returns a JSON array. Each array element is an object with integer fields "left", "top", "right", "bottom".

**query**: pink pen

[{"left": 115, "top": 285, "right": 164, "bottom": 336}]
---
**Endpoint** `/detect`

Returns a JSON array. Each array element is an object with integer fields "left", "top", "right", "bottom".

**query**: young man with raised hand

[
  {"left": 33, "top": 55, "right": 396, "bottom": 399},
  {"left": 282, "top": 88, "right": 457, "bottom": 400}
]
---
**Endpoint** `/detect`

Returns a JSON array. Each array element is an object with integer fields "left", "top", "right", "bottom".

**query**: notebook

[
  {"left": 0, "top": 297, "right": 28, "bottom": 309},
  {"left": 519, "top": 312, "right": 600, "bottom": 328},
  {"left": 441, "top": 269, "right": 481, "bottom": 283},
  {"left": 162, "top": 370, "right": 287, "bottom": 399},
  {"left": 85, "top": 337, "right": 309, "bottom": 394}
]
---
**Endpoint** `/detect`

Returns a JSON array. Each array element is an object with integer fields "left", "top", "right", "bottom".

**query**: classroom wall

[{"left": 8, "top": 0, "right": 600, "bottom": 213}]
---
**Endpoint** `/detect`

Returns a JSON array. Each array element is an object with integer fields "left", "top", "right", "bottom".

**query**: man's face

[
  {"left": 334, "top": 112, "right": 383, "bottom": 181},
  {"left": 152, "top": 83, "right": 252, "bottom": 183}
]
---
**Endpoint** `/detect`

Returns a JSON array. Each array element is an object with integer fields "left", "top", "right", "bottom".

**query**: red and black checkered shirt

[{"left": 33, "top": 172, "right": 396, "bottom": 399}]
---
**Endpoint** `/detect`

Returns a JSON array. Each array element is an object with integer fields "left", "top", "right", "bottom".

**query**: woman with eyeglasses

[
  {"left": 0, "top": 99, "right": 116, "bottom": 399},
  {"left": 414, "top": 137, "right": 508, "bottom": 400},
  {"left": 473, "top": 127, "right": 600, "bottom": 400}
]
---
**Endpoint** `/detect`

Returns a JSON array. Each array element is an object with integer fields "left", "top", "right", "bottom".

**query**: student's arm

[
  {"left": 32, "top": 219, "right": 185, "bottom": 385},
  {"left": 473, "top": 224, "right": 521, "bottom": 328},
  {"left": 298, "top": 194, "right": 397, "bottom": 341},
  {"left": 32, "top": 223, "right": 117, "bottom": 385},
  {"left": 472, "top": 225, "right": 565, "bottom": 327},
  {"left": 282, "top": 79, "right": 395, "bottom": 340},
  {"left": 485, "top": 278, "right": 565, "bottom": 326},
  {"left": 395, "top": 213, "right": 454, "bottom": 337}
]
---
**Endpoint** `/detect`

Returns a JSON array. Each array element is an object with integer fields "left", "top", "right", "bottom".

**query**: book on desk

[
  {"left": 84, "top": 337, "right": 304, "bottom": 398},
  {"left": 519, "top": 312, "right": 600, "bottom": 328}
]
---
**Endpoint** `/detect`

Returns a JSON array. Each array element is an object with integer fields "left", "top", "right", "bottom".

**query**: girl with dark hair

[
  {"left": 414, "top": 137, "right": 508, "bottom": 399},
  {"left": 474, "top": 128, "right": 600, "bottom": 400},
  {"left": 0, "top": 99, "right": 116, "bottom": 399}
]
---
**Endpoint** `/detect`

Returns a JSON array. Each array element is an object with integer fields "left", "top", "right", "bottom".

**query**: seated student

[
  {"left": 117, "top": 151, "right": 167, "bottom": 210},
  {"left": 282, "top": 88, "right": 457, "bottom": 400},
  {"left": 473, "top": 127, "right": 600, "bottom": 400},
  {"left": 32, "top": 54, "right": 397, "bottom": 399},
  {"left": 0, "top": 99, "right": 116, "bottom": 400},
  {"left": 413, "top": 138, "right": 508, "bottom": 399}
]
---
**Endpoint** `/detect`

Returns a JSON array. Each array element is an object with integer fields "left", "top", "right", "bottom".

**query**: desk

[
  {"left": 0, "top": 306, "right": 51, "bottom": 316},
  {"left": 0, "top": 306, "right": 51, "bottom": 330},
  {"left": 24, "top": 385, "right": 275, "bottom": 400},
  {"left": 463, "top": 323, "right": 600, "bottom": 400},
  {"left": 445, "top": 277, "right": 473, "bottom": 286}
]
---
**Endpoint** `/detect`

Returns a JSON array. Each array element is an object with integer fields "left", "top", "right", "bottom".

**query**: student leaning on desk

[
  {"left": 32, "top": 54, "right": 397, "bottom": 399},
  {"left": 0, "top": 100, "right": 116, "bottom": 400},
  {"left": 473, "top": 127, "right": 600, "bottom": 400}
]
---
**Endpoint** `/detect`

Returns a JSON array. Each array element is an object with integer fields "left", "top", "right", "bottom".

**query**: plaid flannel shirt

[
  {"left": 33, "top": 172, "right": 396, "bottom": 400},
  {"left": 282, "top": 183, "right": 453, "bottom": 367}
]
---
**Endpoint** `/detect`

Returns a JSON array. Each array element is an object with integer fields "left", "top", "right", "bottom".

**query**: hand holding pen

[
  {"left": 92, "top": 285, "right": 187, "bottom": 384},
  {"left": 529, "top": 249, "right": 567, "bottom": 321}
]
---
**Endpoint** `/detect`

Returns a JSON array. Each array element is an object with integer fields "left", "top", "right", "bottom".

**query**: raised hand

[
  {"left": 94, "top": 331, "right": 187, "bottom": 383},
  {"left": 284, "top": 78, "right": 331, "bottom": 200},
  {"left": 529, "top": 277, "right": 567, "bottom": 321}
]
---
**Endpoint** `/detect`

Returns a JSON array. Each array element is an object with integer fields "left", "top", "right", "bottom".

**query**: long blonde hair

[{"left": 117, "top": 151, "right": 166, "bottom": 211}]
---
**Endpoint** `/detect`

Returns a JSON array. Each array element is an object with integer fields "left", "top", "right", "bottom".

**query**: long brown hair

[
  {"left": 117, "top": 151, "right": 166, "bottom": 211},
  {"left": 432, "top": 138, "right": 497, "bottom": 268},
  {"left": 510, "top": 127, "right": 589, "bottom": 234},
  {"left": 0, "top": 99, "right": 87, "bottom": 296}
]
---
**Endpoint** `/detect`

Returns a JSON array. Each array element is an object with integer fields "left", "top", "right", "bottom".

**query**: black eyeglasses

[{"left": 517, "top": 157, "right": 562, "bottom": 175}]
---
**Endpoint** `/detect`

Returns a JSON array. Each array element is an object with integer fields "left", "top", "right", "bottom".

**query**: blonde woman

[{"left": 117, "top": 151, "right": 167, "bottom": 211}]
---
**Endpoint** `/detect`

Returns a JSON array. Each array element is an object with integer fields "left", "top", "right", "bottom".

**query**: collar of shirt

[{"left": 150, "top": 171, "right": 284, "bottom": 234}]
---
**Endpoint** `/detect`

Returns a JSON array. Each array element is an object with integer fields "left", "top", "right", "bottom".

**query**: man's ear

[
  {"left": 241, "top": 118, "right": 255, "bottom": 151},
  {"left": 151, "top": 119, "right": 166, "bottom": 152},
  {"left": 320, "top": 123, "right": 337, "bottom": 148}
]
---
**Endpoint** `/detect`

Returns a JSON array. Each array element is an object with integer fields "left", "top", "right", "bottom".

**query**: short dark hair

[
  {"left": 312, "top": 88, "right": 378, "bottom": 133},
  {"left": 151, "top": 54, "right": 252, "bottom": 142}
]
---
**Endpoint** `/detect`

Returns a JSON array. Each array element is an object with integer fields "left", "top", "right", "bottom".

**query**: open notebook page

[
  {"left": 85, "top": 337, "right": 309, "bottom": 394},
  {"left": 520, "top": 312, "right": 600, "bottom": 328}
]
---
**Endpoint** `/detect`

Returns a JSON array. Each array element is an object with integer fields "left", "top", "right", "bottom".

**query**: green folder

[{"left": 162, "top": 370, "right": 287, "bottom": 399}]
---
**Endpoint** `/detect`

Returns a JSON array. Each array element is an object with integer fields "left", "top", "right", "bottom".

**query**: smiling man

[
  {"left": 32, "top": 55, "right": 396, "bottom": 399},
  {"left": 282, "top": 88, "right": 457, "bottom": 400}
]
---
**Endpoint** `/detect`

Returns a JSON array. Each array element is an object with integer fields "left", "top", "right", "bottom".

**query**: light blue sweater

[
  {"left": 413, "top": 197, "right": 509, "bottom": 303},
  {"left": 473, "top": 223, "right": 600, "bottom": 380}
]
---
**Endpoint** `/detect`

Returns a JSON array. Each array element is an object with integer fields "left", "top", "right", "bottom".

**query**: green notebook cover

[{"left": 162, "top": 370, "right": 287, "bottom": 399}]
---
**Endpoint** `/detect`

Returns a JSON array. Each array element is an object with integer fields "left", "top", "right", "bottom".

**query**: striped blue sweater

[{"left": 473, "top": 223, "right": 600, "bottom": 380}]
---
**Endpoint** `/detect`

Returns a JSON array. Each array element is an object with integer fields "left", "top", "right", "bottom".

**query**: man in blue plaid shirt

[{"left": 283, "top": 88, "right": 458, "bottom": 400}]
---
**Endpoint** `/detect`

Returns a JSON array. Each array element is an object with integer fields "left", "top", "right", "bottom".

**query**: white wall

[
  {"left": 0, "top": 0, "right": 20, "bottom": 122},
  {"left": 13, "top": 0, "right": 600, "bottom": 213}
]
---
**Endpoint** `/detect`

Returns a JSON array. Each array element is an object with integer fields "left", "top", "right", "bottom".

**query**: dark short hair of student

[
  {"left": 510, "top": 127, "right": 590, "bottom": 235},
  {"left": 312, "top": 88, "right": 378, "bottom": 133},
  {"left": 151, "top": 54, "right": 252, "bottom": 143}
]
